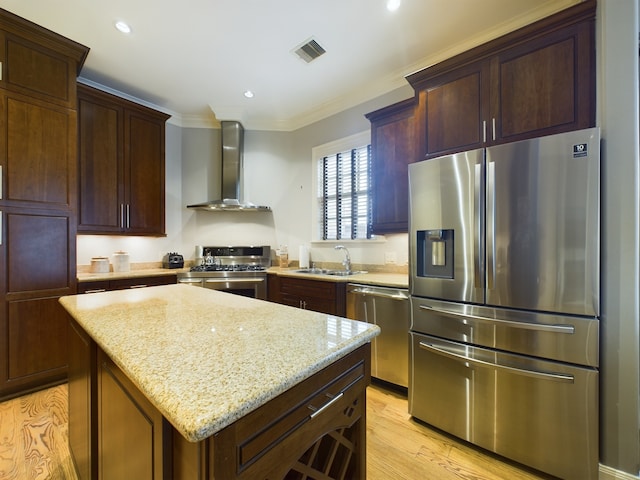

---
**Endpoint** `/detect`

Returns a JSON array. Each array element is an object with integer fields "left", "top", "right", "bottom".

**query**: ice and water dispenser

[{"left": 416, "top": 229, "right": 454, "bottom": 279}]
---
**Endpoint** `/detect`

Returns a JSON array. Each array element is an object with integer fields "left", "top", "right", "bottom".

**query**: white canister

[
  {"left": 90, "top": 257, "right": 110, "bottom": 273},
  {"left": 112, "top": 251, "right": 130, "bottom": 273},
  {"left": 299, "top": 245, "right": 310, "bottom": 269}
]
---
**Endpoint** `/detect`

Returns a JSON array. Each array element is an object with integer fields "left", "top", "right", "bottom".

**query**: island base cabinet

[
  {"left": 173, "top": 344, "right": 370, "bottom": 480},
  {"left": 67, "top": 311, "right": 371, "bottom": 480},
  {"left": 173, "top": 344, "right": 371, "bottom": 480}
]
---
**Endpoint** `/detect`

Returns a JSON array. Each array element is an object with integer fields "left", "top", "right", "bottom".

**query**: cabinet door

[
  {"left": 68, "top": 317, "right": 97, "bottom": 480},
  {"left": 77, "top": 90, "right": 123, "bottom": 233},
  {"left": 98, "top": 349, "right": 170, "bottom": 480},
  {"left": 419, "top": 60, "right": 490, "bottom": 158},
  {"left": 124, "top": 110, "right": 166, "bottom": 235},
  {"left": 494, "top": 20, "right": 595, "bottom": 143},
  {"left": 278, "top": 277, "right": 345, "bottom": 316},
  {"left": 367, "top": 99, "right": 416, "bottom": 234},
  {"left": 0, "top": 93, "right": 77, "bottom": 209},
  {"left": 0, "top": 210, "right": 76, "bottom": 397},
  {"left": 0, "top": 27, "right": 86, "bottom": 109}
]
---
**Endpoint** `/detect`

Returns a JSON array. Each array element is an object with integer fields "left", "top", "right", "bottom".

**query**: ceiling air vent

[{"left": 293, "top": 38, "right": 326, "bottom": 63}]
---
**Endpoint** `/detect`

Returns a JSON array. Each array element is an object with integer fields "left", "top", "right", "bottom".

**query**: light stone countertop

[
  {"left": 59, "top": 284, "right": 380, "bottom": 442},
  {"left": 77, "top": 267, "right": 188, "bottom": 282},
  {"left": 268, "top": 267, "right": 408, "bottom": 289}
]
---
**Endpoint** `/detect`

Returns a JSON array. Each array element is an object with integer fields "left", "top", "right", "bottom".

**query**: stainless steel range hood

[{"left": 187, "top": 121, "right": 271, "bottom": 212}]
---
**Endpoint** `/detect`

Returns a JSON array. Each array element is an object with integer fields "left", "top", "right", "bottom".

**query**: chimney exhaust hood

[{"left": 187, "top": 121, "right": 271, "bottom": 212}]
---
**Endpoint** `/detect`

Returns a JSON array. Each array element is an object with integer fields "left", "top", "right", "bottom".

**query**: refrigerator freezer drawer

[
  {"left": 409, "top": 332, "right": 598, "bottom": 480},
  {"left": 411, "top": 297, "right": 599, "bottom": 367}
]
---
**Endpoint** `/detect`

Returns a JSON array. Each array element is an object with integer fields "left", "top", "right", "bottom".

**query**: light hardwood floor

[{"left": 0, "top": 382, "right": 553, "bottom": 480}]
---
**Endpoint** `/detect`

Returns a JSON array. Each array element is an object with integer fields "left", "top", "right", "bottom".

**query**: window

[{"left": 316, "top": 140, "right": 372, "bottom": 240}]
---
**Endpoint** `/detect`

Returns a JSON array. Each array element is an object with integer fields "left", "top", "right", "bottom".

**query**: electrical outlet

[{"left": 384, "top": 251, "right": 397, "bottom": 264}]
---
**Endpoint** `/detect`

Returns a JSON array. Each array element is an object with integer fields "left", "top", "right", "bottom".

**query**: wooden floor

[{"left": 0, "top": 382, "right": 553, "bottom": 480}]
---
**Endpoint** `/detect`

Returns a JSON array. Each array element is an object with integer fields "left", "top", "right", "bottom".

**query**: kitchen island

[{"left": 60, "top": 284, "right": 379, "bottom": 480}]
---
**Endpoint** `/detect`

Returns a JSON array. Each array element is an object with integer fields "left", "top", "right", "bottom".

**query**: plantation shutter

[{"left": 321, "top": 145, "right": 371, "bottom": 240}]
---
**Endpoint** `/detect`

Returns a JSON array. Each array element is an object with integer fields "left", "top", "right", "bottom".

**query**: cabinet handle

[
  {"left": 308, "top": 392, "right": 344, "bottom": 419},
  {"left": 0, "top": 210, "right": 3, "bottom": 245},
  {"left": 492, "top": 118, "right": 496, "bottom": 141},
  {"left": 84, "top": 288, "right": 107, "bottom": 294},
  {"left": 482, "top": 120, "right": 487, "bottom": 143},
  {"left": 126, "top": 204, "right": 130, "bottom": 229},
  {"left": 129, "top": 284, "right": 148, "bottom": 289},
  {"left": 0, "top": 61, "right": 3, "bottom": 81},
  {"left": 120, "top": 203, "right": 124, "bottom": 228},
  {"left": 0, "top": 165, "right": 3, "bottom": 199}
]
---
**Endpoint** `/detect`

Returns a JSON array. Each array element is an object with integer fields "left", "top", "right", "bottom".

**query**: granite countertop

[
  {"left": 59, "top": 284, "right": 380, "bottom": 442},
  {"left": 268, "top": 267, "right": 408, "bottom": 289},
  {"left": 77, "top": 267, "right": 188, "bottom": 282},
  {"left": 78, "top": 266, "right": 409, "bottom": 288}
]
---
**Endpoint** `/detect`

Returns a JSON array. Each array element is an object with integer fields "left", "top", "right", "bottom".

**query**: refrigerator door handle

[
  {"left": 474, "top": 163, "right": 483, "bottom": 289},
  {"left": 486, "top": 160, "right": 496, "bottom": 290},
  {"left": 418, "top": 341, "right": 575, "bottom": 383},
  {"left": 418, "top": 304, "right": 576, "bottom": 334}
]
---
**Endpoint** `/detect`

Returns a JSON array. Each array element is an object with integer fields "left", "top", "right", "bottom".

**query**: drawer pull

[
  {"left": 308, "top": 392, "right": 344, "bottom": 419},
  {"left": 84, "top": 288, "right": 107, "bottom": 294}
]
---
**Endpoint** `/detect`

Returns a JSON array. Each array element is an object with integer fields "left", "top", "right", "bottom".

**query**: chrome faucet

[{"left": 334, "top": 245, "right": 352, "bottom": 273}]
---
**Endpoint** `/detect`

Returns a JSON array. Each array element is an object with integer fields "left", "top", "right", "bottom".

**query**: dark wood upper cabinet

[
  {"left": 77, "top": 84, "right": 170, "bottom": 236},
  {"left": 1, "top": 94, "right": 78, "bottom": 210},
  {"left": 365, "top": 98, "right": 417, "bottom": 234},
  {"left": 407, "top": 0, "right": 596, "bottom": 160},
  {"left": 0, "top": 10, "right": 87, "bottom": 109}
]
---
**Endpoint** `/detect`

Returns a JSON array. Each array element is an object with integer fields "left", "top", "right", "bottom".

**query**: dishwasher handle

[{"left": 349, "top": 287, "right": 408, "bottom": 301}]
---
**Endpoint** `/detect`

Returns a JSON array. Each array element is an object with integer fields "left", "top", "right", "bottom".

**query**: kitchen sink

[{"left": 294, "top": 268, "right": 366, "bottom": 276}]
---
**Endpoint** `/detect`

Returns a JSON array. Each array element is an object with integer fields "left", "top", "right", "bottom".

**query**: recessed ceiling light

[
  {"left": 114, "top": 21, "right": 132, "bottom": 34},
  {"left": 387, "top": 0, "right": 401, "bottom": 11},
  {"left": 243, "top": 90, "right": 254, "bottom": 98}
]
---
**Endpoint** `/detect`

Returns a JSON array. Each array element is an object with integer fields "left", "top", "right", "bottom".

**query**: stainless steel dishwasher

[{"left": 346, "top": 283, "right": 409, "bottom": 388}]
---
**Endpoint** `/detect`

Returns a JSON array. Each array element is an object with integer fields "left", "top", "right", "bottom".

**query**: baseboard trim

[{"left": 600, "top": 464, "right": 640, "bottom": 480}]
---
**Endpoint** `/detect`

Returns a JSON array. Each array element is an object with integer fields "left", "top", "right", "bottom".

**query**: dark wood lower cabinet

[
  {"left": 68, "top": 315, "right": 370, "bottom": 480},
  {"left": 0, "top": 209, "right": 76, "bottom": 399},
  {"left": 270, "top": 275, "right": 346, "bottom": 316},
  {"left": 77, "top": 274, "right": 177, "bottom": 294}
]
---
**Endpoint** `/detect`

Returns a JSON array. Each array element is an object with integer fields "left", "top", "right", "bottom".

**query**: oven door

[{"left": 203, "top": 277, "right": 266, "bottom": 300}]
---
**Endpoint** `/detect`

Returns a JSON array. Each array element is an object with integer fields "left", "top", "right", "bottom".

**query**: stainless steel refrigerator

[{"left": 408, "top": 128, "right": 600, "bottom": 480}]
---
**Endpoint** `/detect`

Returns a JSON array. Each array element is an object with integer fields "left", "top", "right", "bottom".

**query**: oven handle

[
  {"left": 418, "top": 304, "right": 575, "bottom": 334},
  {"left": 203, "top": 278, "right": 265, "bottom": 284},
  {"left": 418, "top": 341, "right": 574, "bottom": 383}
]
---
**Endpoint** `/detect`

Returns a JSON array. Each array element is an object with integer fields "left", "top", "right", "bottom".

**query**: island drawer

[{"left": 207, "top": 343, "right": 370, "bottom": 480}]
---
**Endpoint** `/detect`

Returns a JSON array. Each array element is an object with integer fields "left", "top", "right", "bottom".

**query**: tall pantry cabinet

[{"left": 0, "top": 9, "right": 88, "bottom": 398}]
